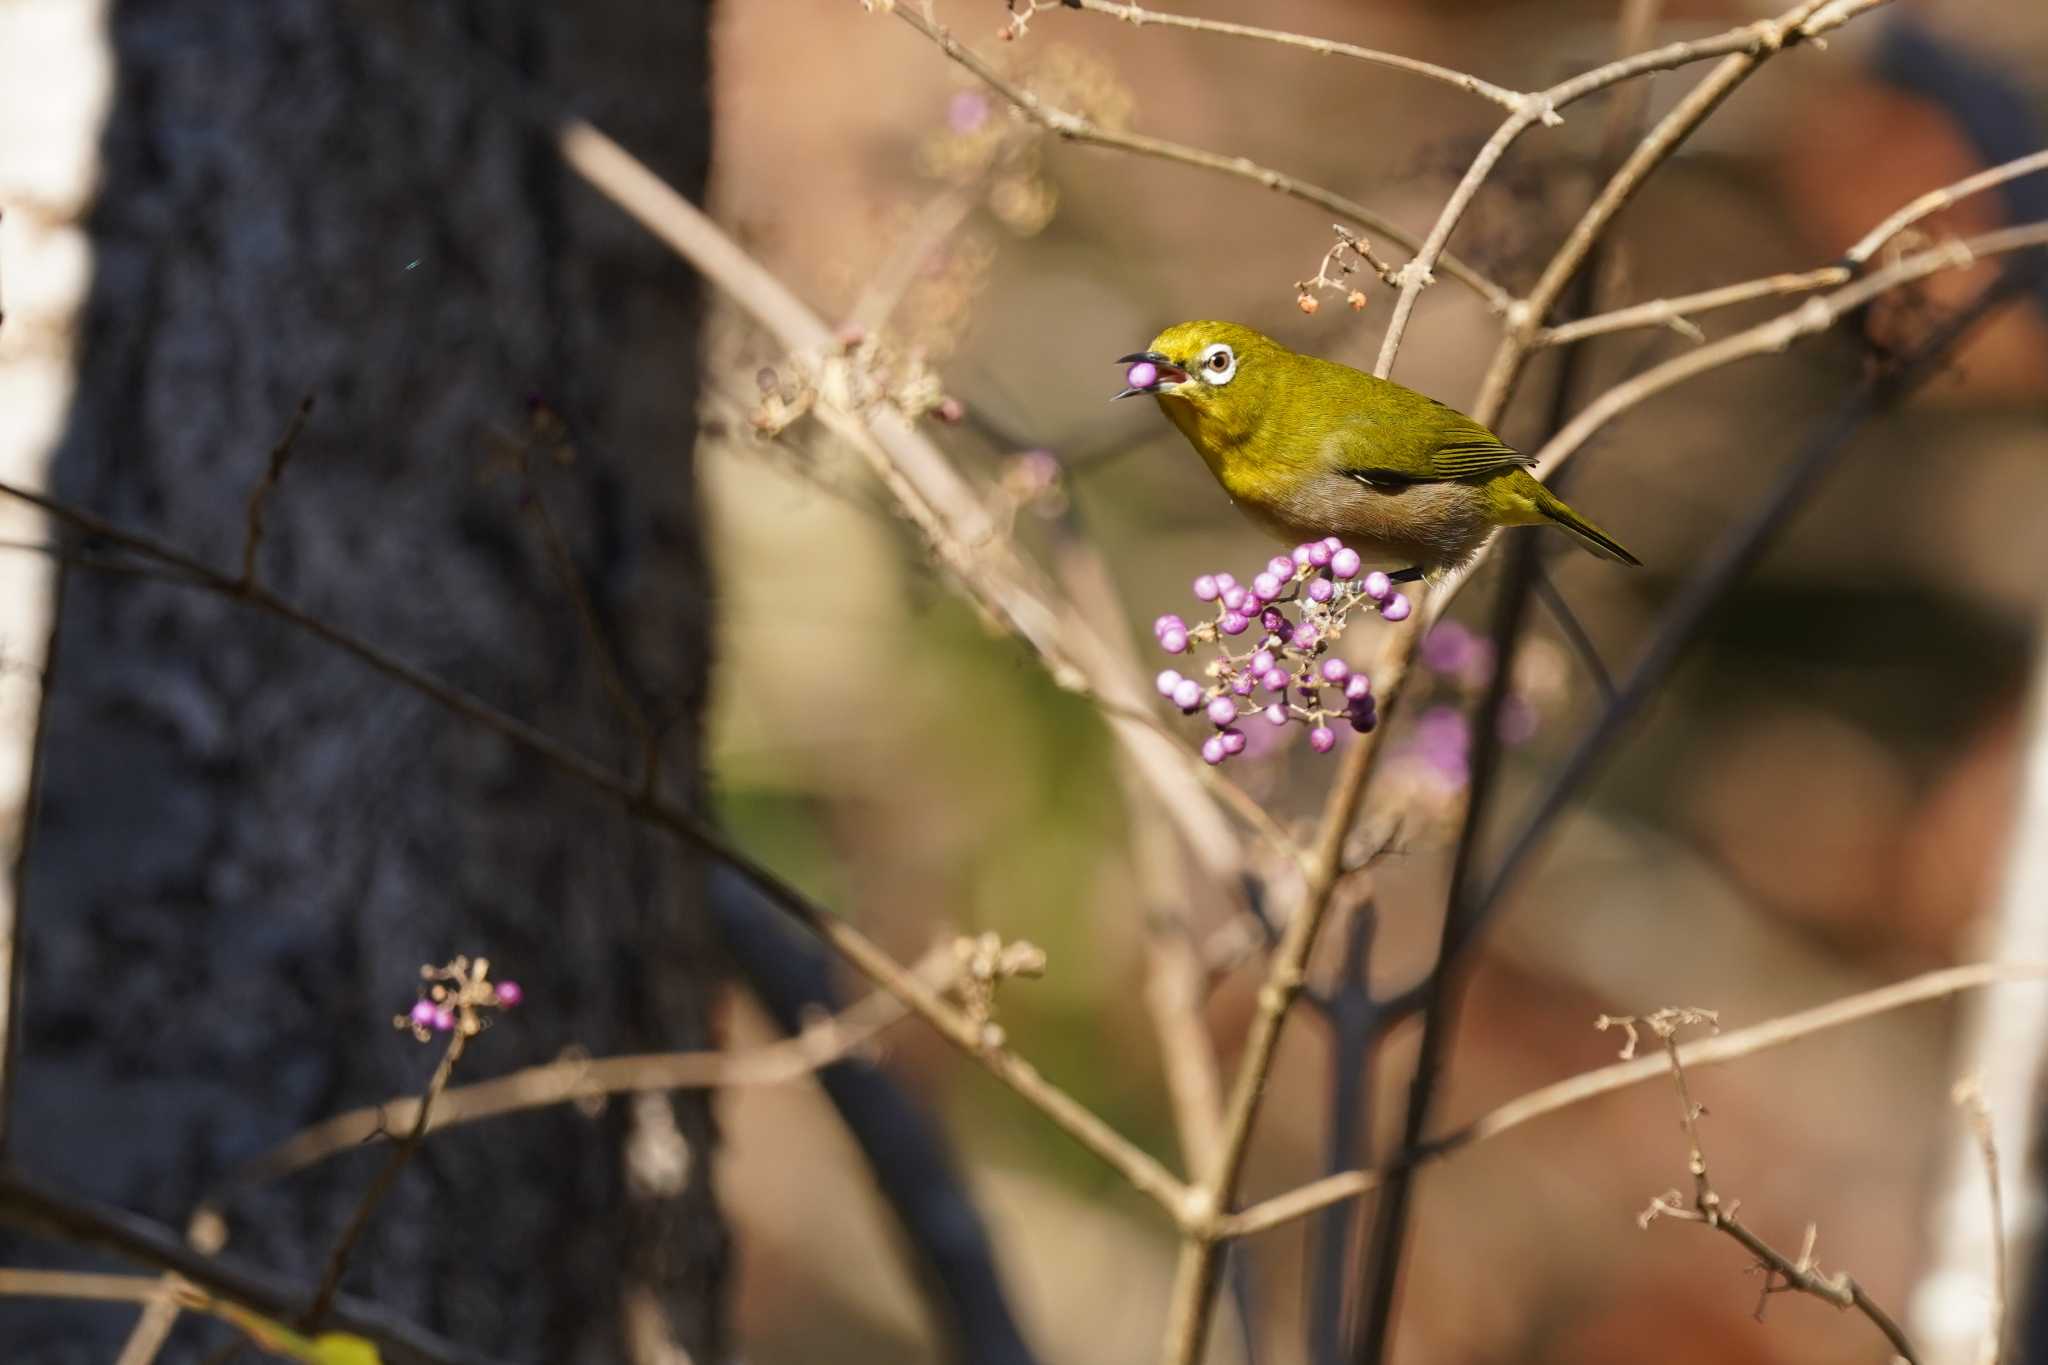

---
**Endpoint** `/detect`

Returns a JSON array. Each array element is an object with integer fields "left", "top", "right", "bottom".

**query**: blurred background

[
  {"left": 0, "top": 0, "right": 2043, "bottom": 1362},
  {"left": 705, "top": 1, "right": 2048, "bottom": 1363}
]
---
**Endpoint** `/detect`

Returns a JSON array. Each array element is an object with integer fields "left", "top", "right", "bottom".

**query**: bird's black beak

[{"left": 1112, "top": 350, "right": 1186, "bottom": 401}]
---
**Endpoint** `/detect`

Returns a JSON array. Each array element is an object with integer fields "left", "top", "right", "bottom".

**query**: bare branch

[
  {"left": 1537, "top": 267, "right": 1848, "bottom": 347},
  {"left": 1847, "top": 148, "right": 2048, "bottom": 268},
  {"left": 1374, "top": 0, "right": 1884, "bottom": 379},
  {"left": 0, "top": 1172, "right": 491, "bottom": 1365},
  {"left": 1522, "top": 224, "right": 2048, "bottom": 482},
  {"left": 1219, "top": 961, "right": 2048, "bottom": 1239},
  {"left": 1067, "top": 0, "right": 1526, "bottom": 111},
  {"left": 884, "top": 2, "right": 1512, "bottom": 312},
  {"left": 1637, "top": 1014, "right": 1922, "bottom": 1364}
]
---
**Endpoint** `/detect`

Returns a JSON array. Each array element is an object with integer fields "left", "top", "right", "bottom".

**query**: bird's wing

[{"left": 1329, "top": 399, "right": 1533, "bottom": 487}]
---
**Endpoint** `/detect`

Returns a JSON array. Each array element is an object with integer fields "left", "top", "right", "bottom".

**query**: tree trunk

[{"left": 0, "top": 1, "right": 726, "bottom": 1359}]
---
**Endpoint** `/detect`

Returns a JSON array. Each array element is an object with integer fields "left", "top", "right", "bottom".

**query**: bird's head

[{"left": 1114, "top": 321, "right": 1283, "bottom": 421}]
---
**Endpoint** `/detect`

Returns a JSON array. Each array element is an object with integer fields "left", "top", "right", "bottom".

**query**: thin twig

[
  {"left": 1219, "top": 961, "right": 2048, "bottom": 1239},
  {"left": 0, "top": 1171, "right": 489, "bottom": 1365},
  {"left": 1522, "top": 224, "right": 2048, "bottom": 480},
  {"left": 1158, "top": 632, "right": 1412, "bottom": 1365},
  {"left": 1952, "top": 1076, "right": 2007, "bottom": 1365},
  {"left": 238, "top": 394, "right": 314, "bottom": 586},
  {"left": 1846, "top": 148, "right": 2048, "bottom": 267},
  {"left": 885, "top": 3, "right": 1511, "bottom": 312},
  {"left": 0, "top": 469, "right": 1191, "bottom": 1216},
  {"left": 303, "top": 1027, "right": 468, "bottom": 1329},
  {"left": 1537, "top": 267, "right": 1848, "bottom": 347},
  {"left": 1067, "top": 0, "right": 1526, "bottom": 111},
  {"left": 1637, "top": 1015, "right": 1922, "bottom": 1364},
  {"left": 0, "top": 554, "right": 64, "bottom": 1165},
  {"left": 552, "top": 116, "right": 1282, "bottom": 883},
  {"left": 1537, "top": 146, "right": 2048, "bottom": 349},
  {"left": 221, "top": 962, "right": 928, "bottom": 1194},
  {"left": 1372, "top": 0, "right": 1882, "bottom": 380},
  {"left": 1458, "top": 0, "right": 1878, "bottom": 403}
]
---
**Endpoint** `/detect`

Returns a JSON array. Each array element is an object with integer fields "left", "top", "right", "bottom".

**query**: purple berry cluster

[
  {"left": 396, "top": 955, "right": 523, "bottom": 1042},
  {"left": 1152, "top": 538, "right": 1414, "bottom": 765}
]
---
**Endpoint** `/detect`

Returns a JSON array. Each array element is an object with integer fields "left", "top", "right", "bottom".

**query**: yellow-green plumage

[{"left": 1124, "top": 321, "right": 1640, "bottom": 576}]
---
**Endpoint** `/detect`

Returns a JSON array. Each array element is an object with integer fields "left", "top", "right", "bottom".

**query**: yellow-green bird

[{"left": 1116, "top": 321, "right": 1640, "bottom": 578}]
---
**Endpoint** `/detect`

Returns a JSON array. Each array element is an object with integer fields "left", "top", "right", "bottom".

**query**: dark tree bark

[{"left": 0, "top": 2, "right": 726, "bottom": 1359}]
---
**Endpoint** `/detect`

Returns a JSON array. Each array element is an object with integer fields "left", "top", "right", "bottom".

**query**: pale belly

[{"left": 1230, "top": 469, "right": 1499, "bottom": 574}]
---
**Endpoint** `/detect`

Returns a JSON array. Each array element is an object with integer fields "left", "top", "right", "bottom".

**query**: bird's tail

[{"left": 1534, "top": 487, "right": 1642, "bottom": 567}]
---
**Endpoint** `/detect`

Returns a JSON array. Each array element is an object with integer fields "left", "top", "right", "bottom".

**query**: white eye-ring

[{"left": 1200, "top": 342, "right": 1237, "bottom": 385}]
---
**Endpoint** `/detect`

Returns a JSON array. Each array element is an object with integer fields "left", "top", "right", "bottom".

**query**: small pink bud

[{"left": 495, "top": 981, "right": 523, "bottom": 1008}]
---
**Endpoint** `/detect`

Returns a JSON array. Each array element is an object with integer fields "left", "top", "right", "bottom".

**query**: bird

[{"left": 1116, "top": 320, "right": 1639, "bottom": 579}]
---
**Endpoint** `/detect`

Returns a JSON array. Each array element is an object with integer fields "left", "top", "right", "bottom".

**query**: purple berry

[
  {"left": 1249, "top": 650, "right": 1276, "bottom": 674},
  {"left": 1232, "top": 674, "right": 1255, "bottom": 696},
  {"left": 1220, "top": 728, "right": 1248, "bottom": 755},
  {"left": 495, "top": 981, "right": 523, "bottom": 1008},
  {"left": 1171, "top": 679, "right": 1204, "bottom": 711},
  {"left": 1331, "top": 548, "right": 1362, "bottom": 580},
  {"left": 1345, "top": 673, "right": 1373, "bottom": 701},
  {"left": 1156, "top": 669, "right": 1184, "bottom": 697},
  {"left": 1362, "top": 571, "right": 1392, "bottom": 601},
  {"left": 1261, "top": 607, "right": 1288, "bottom": 634},
  {"left": 1308, "top": 542, "right": 1333, "bottom": 567},
  {"left": 1201, "top": 735, "right": 1228, "bottom": 765},
  {"left": 1267, "top": 555, "right": 1295, "bottom": 581},
  {"left": 1264, "top": 703, "right": 1289, "bottom": 726},
  {"left": 1309, "top": 726, "right": 1337, "bottom": 753},
  {"left": 1206, "top": 696, "right": 1238, "bottom": 727},
  {"left": 1291, "top": 623, "right": 1320, "bottom": 650},
  {"left": 1160, "top": 628, "right": 1190, "bottom": 654},
  {"left": 1219, "top": 611, "right": 1249, "bottom": 636},
  {"left": 1382, "top": 593, "right": 1412, "bottom": 623},
  {"left": 1222, "top": 584, "right": 1248, "bottom": 611},
  {"left": 1292, "top": 544, "right": 1313, "bottom": 568},
  {"left": 1262, "top": 668, "right": 1290, "bottom": 692},
  {"left": 1322, "top": 536, "right": 1344, "bottom": 553},
  {"left": 409, "top": 1000, "right": 437, "bottom": 1029},
  {"left": 1214, "top": 572, "right": 1237, "bottom": 592},
  {"left": 1349, "top": 709, "right": 1378, "bottom": 734},
  {"left": 1307, "top": 578, "right": 1335, "bottom": 603},
  {"left": 1320, "top": 657, "right": 1350, "bottom": 683},
  {"left": 1126, "top": 361, "right": 1159, "bottom": 390},
  {"left": 1253, "top": 571, "right": 1282, "bottom": 600},
  {"left": 1154, "top": 614, "right": 1185, "bottom": 638},
  {"left": 432, "top": 1006, "right": 456, "bottom": 1032},
  {"left": 1193, "top": 574, "right": 1220, "bottom": 601}
]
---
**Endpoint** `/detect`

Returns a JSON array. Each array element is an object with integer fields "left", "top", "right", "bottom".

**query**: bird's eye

[{"left": 1200, "top": 343, "right": 1237, "bottom": 384}]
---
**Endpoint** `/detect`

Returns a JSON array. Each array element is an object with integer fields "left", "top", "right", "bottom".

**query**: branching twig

[
  {"left": 885, "top": 2, "right": 1512, "bottom": 311},
  {"left": 1458, "top": 0, "right": 1879, "bottom": 397},
  {"left": 0, "top": 468, "right": 1191, "bottom": 1215},
  {"left": 1635, "top": 1010, "right": 1922, "bottom": 1364},
  {"left": 1373, "top": 0, "right": 1882, "bottom": 380},
  {"left": 1220, "top": 961, "right": 2048, "bottom": 1239}
]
